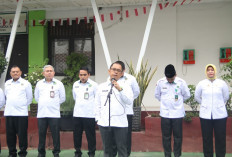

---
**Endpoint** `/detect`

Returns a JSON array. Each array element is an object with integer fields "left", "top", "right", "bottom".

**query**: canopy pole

[
  {"left": 91, "top": 0, "right": 112, "bottom": 68},
  {"left": 0, "top": 0, "right": 24, "bottom": 88},
  {"left": 136, "top": 0, "right": 157, "bottom": 73}
]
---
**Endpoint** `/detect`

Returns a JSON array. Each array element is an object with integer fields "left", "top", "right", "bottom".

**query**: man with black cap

[{"left": 154, "top": 64, "right": 190, "bottom": 157}]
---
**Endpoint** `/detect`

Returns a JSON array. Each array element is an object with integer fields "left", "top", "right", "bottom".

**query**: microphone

[{"left": 111, "top": 78, "right": 116, "bottom": 87}]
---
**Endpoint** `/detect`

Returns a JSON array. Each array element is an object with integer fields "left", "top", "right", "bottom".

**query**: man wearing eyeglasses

[{"left": 95, "top": 61, "right": 133, "bottom": 157}]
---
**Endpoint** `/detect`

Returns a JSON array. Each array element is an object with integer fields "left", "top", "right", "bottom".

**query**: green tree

[
  {"left": 0, "top": 52, "right": 7, "bottom": 75},
  {"left": 62, "top": 53, "right": 88, "bottom": 85}
]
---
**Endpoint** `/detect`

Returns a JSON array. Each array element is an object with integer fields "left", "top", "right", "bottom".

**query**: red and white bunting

[
  {"left": 59, "top": 19, "right": 63, "bottom": 25},
  {"left": 3, "top": 19, "right": 6, "bottom": 26},
  {"left": 39, "top": 19, "right": 47, "bottom": 26},
  {"left": 173, "top": 1, "right": 178, "bottom": 6},
  {"left": 143, "top": 7, "right": 147, "bottom": 14},
  {"left": 134, "top": 8, "right": 138, "bottom": 16},
  {"left": 101, "top": 14, "right": 104, "bottom": 22},
  {"left": 165, "top": 2, "right": 170, "bottom": 8},
  {"left": 110, "top": 13, "right": 113, "bottom": 20},
  {"left": 76, "top": 17, "right": 79, "bottom": 24},
  {"left": 159, "top": 3, "right": 163, "bottom": 10},
  {"left": 126, "top": 10, "right": 129, "bottom": 18},
  {"left": 181, "top": 0, "right": 186, "bottom": 5},
  {"left": 31, "top": 20, "right": 35, "bottom": 26},
  {"left": 9, "top": 19, "right": 13, "bottom": 25},
  {"left": 29, "top": 1, "right": 203, "bottom": 26}
]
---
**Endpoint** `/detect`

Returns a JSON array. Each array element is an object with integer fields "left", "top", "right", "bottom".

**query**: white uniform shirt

[
  {"left": 4, "top": 77, "right": 33, "bottom": 116},
  {"left": 73, "top": 79, "right": 98, "bottom": 118},
  {"left": 155, "top": 77, "right": 190, "bottom": 118},
  {"left": 121, "top": 73, "right": 140, "bottom": 115},
  {"left": 35, "top": 78, "right": 66, "bottom": 118},
  {"left": 95, "top": 79, "right": 133, "bottom": 127},
  {"left": 0, "top": 88, "right": 5, "bottom": 109},
  {"left": 195, "top": 79, "right": 229, "bottom": 119}
]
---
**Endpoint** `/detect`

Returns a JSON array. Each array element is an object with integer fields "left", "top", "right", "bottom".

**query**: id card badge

[
  {"left": 50, "top": 91, "right": 55, "bottom": 98},
  {"left": 84, "top": 92, "right": 89, "bottom": 100},
  {"left": 175, "top": 95, "right": 178, "bottom": 101}
]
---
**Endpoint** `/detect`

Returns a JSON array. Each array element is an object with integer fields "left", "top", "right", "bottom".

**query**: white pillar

[
  {"left": 136, "top": 0, "right": 157, "bottom": 73},
  {"left": 91, "top": 0, "right": 112, "bottom": 68},
  {"left": 0, "top": 0, "right": 24, "bottom": 88}
]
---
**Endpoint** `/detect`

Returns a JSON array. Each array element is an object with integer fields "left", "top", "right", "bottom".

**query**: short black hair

[
  {"left": 10, "top": 65, "right": 21, "bottom": 71},
  {"left": 110, "top": 61, "right": 125, "bottom": 71},
  {"left": 79, "top": 66, "right": 90, "bottom": 74}
]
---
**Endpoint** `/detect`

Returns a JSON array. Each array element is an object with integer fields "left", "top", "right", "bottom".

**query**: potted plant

[
  {"left": 126, "top": 60, "right": 157, "bottom": 131},
  {"left": 221, "top": 56, "right": 232, "bottom": 116},
  {"left": 183, "top": 85, "right": 199, "bottom": 122},
  {"left": 25, "top": 58, "right": 49, "bottom": 117}
]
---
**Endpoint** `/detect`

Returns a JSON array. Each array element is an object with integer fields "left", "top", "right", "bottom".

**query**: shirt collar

[
  {"left": 79, "top": 79, "right": 90, "bottom": 84},
  {"left": 11, "top": 77, "right": 22, "bottom": 83},
  {"left": 43, "top": 78, "right": 55, "bottom": 83}
]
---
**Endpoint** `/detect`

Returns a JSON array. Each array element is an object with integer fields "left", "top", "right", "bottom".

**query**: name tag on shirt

[
  {"left": 84, "top": 92, "right": 89, "bottom": 100},
  {"left": 50, "top": 91, "right": 55, "bottom": 98}
]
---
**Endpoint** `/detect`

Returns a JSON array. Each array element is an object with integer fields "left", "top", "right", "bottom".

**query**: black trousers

[
  {"left": 161, "top": 117, "right": 183, "bottom": 157},
  {"left": 38, "top": 118, "right": 60, "bottom": 156},
  {"left": 5, "top": 116, "right": 28, "bottom": 157},
  {"left": 200, "top": 117, "right": 227, "bottom": 157},
  {"left": 73, "top": 117, "right": 96, "bottom": 156},
  {"left": 112, "top": 115, "right": 133, "bottom": 157},
  {"left": 99, "top": 126, "right": 128, "bottom": 157}
]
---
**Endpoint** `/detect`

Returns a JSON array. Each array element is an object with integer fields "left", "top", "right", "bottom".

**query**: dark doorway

[{"left": 0, "top": 34, "right": 28, "bottom": 81}]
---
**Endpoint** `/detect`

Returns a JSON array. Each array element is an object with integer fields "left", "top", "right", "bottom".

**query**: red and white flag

[
  {"left": 110, "top": 13, "right": 113, "bottom": 21},
  {"left": 39, "top": 19, "right": 47, "bottom": 26},
  {"left": 135, "top": 8, "right": 138, "bottom": 16}
]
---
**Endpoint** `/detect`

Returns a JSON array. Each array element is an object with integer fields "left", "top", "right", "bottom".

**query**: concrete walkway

[{"left": 1, "top": 149, "right": 232, "bottom": 157}]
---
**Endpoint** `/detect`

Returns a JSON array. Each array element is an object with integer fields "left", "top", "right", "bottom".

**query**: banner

[{"left": 0, "top": 12, "right": 27, "bottom": 34}]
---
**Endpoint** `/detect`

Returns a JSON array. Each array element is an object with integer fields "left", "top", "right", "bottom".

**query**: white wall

[{"left": 46, "top": 1, "right": 232, "bottom": 111}]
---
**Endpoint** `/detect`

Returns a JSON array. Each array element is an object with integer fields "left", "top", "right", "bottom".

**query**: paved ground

[{"left": 1, "top": 149, "right": 232, "bottom": 157}]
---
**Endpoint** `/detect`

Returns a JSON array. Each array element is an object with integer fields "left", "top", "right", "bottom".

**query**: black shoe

[
  {"left": 38, "top": 154, "right": 45, "bottom": 157},
  {"left": 54, "top": 154, "right": 59, "bottom": 157},
  {"left": 74, "top": 154, "right": 82, "bottom": 157},
  {"left": 89, "top": 154, "right": 94, "bottom": 157}
]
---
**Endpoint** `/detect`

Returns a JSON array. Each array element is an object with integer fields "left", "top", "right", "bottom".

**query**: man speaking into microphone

[{"left": 95, "top": 61, "right": 133, "bottom": 157}]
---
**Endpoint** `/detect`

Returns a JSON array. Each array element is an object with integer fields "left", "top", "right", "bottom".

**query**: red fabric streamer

[
  {"left": 126, "top": 10, "right": 129, "bottom": 18},
  {"left": 143, "top": 7, "right": 146, "bottom": 14},
  {"left": 101, "top": 14, "right": 104, "bottom": 22},
  {"left": 110, "top": 13, "right": 113, "bottom": 20},
  {"left": 165, "top": 2, "right": 169, "bottom": 8},
  {"left": 159, "top": 3, "right": 163, "bottom": 10},
  {"left": 173, "top": 1, "right": 178, "bottom": 6},
  {"left": 181, "top": 0, "right": 186, "bottom": 5},
  {"left": 135, "top": 8, "right": 138, "bottom": 16}
]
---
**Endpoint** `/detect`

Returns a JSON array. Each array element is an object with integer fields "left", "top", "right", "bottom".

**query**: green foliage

[
  {"left": 184, "top": 85, "right": 199, "bottom": 112},
  {"left": 126, "top": 60, "right": 158, "bottom": 107},
  {"left": 221, "top": 56, "right": 232, "bottom": 87},
  {"left": 183, "top": 112, "right": 199, "bottom": 123},
  {"left": 60, "top": 84, "right": 75, "bottom": 115},
  {"left": 221, "top": 57, "right": 232, "bottom": 115},
  {"left": 62, "top": 53, "right": 88, "bottom": 85},
  {"left": 0, "top": 52, "right": 7, "bottom": 75},
  {"left": 25, "top": 58, "right": 49, "bottom": 91}
]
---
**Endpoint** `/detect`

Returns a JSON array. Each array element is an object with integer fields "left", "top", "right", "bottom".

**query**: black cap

[{"left": 164, "top": 64, "right": 176, "bottom": 78}]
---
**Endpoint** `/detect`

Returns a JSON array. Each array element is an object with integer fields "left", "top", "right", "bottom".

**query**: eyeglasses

[{"left": 110, "top": 68, "right": 122, "bottom": 73}]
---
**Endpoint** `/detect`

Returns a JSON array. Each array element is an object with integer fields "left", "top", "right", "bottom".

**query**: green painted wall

[{"left": 28, "top": 10, "right": 47, "bottom": 70}]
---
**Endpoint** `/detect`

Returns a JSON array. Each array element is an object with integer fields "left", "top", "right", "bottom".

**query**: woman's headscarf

[{"left": 205, "top": 64, "right": 217, "bottom": 80}]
